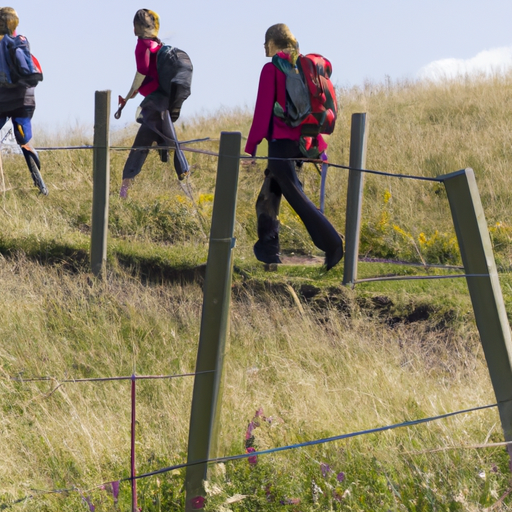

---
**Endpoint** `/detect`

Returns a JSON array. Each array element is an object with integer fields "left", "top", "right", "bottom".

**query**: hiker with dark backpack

[
  {"left": 117, "top": 9, "right": 192, "bottom": 198},
  {"left": 0, "top": 7, "right": 47, "bottom": 195},
  {"left": 245, "top": 23, "right": 342, "bottom": 270}
]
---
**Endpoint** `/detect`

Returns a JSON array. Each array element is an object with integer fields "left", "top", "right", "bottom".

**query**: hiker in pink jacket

[
  {"left": 118, "top": 9, "right": 191, "bottom": 198},
  {"left": 245, "top": 23, "right": 343, "bottom": 270}
]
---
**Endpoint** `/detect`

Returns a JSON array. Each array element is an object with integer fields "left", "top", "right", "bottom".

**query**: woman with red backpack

[{"left": 245, "top": 23, "right": 343, "bottom": 270}]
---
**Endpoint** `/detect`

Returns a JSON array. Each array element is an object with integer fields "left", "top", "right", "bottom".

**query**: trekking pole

[
  {"left": 319, "top": 152, "right": 328, "bottom": 213},
  {"left": 116, "top": 73, "right": 145, "bottom": 120},
  {"left": 114, "top": 96, "right": 126, "bottom": 120}
]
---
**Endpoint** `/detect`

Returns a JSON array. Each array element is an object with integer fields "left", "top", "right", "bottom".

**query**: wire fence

[
  {"left": 0, "top": 133, "right": 507, "bottom": 509},
  {"left": 1, "top": 364, "right": 504, "bottom": 510},
  {"left": 27, "top": 139, "right": 468, "bottom": 279}
]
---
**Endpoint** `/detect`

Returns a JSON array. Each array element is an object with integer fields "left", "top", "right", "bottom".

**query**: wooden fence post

[
  {"left": 441, "top": 168, "right": 512, "bottom": 449},
  {"left": 342, "top": 113, "right": 368, "bottom": 287},
  {"left": 90, "top": 90, "right": 111, "bottom": 277},
  {"left": 185, "top": 132, "right": 241, "bottom": 511}
]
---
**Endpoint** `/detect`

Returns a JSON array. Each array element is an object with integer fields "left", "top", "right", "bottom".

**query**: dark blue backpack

[{"left": 0, "top": 34, "right": 43, "bottom": 88}]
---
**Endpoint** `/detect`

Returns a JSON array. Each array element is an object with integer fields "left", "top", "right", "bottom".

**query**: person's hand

[{"left": 115, "top": 96, "right": 127, "bottom": 119}]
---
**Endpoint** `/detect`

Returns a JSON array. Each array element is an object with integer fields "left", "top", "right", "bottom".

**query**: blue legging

[{"left": 0, "top": 112, "right": 33, "bottom": 145}]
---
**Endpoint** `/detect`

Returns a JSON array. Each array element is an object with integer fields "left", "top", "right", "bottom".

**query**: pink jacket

[
  {"left": 245, "top": 56, "right": 327, "bottom": 156},
  {"left": 135, "top": 38, "right": 162, "bottom": 97}
]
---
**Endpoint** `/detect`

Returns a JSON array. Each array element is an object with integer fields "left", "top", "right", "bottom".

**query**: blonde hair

[
  {"left": 133, "top": 9, "right": 160, "bottom": 40},
  {"left": 0, "top": 7, "right": 18, "bottom": 36},
  {"left": 265, "top": 23, "right": 299, "bottom": 64}
]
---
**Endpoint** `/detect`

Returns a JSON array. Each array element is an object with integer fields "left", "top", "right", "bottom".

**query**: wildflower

[
  {"left": 198, "top": 193, "right": 214, "bottom": 205},
  {"left": 245, "top": 421, "right": 256, "bottom": 439},
  {"left": 383, "top": 189, "right": 392, "bottom": 204},
  {"left": 190, "top": 495, "right": 205, "bottom": 509},
  {"left": 246, "top": 446, "right": 257, "bottom": 465},
  {"left": 320, "top": 463, "right": 331, "bottom": 478},
  {"left": 312, "top": 480, "right": 323, "bottom": 503},
  {"left": 337, "top": 472, "right": 345, "bottom": 482}
]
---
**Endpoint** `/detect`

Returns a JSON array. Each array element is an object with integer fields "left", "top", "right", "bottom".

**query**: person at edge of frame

[
  {"left": 0, "top": 7, "right": 48, "bottom": 195},
  {"left": 244, "top": 23, "right": 343, "bottom": 270},
  {"left": 118, "top": 8, "right": 191, "bottom": 198}
]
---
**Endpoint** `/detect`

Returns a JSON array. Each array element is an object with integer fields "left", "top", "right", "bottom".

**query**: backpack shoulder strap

[{"left": 271, "top": 53, "right": 301, "bottom": 75}]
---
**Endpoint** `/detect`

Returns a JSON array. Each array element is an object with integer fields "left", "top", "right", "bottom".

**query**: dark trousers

[
  {"left": 122, "top": 109, "right": 188, "bottom": 180},
  {"left": 254, "top": 138, "right": 343, "bottom": 264}
]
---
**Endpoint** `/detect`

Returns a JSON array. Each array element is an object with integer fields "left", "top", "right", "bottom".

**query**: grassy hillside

[{"left": 1, "top": 75, "right": 512, "bottom": 510}]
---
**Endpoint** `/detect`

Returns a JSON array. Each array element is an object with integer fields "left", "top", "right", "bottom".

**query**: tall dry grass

[
  {"left": 0, "top": 254, "right": 503, "bottom": 511},
  {"left": 0, "top": 76, "right": 511, "bottom": 509}
]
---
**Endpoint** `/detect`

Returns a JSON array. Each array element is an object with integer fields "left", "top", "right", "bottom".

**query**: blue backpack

[{"left": 0, "top": 34, "right": 43, "bottom": 88}]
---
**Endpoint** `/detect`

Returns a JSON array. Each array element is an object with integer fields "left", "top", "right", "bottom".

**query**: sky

[{"left": 12, "top": 0, "right": 512, "bottom": 138}]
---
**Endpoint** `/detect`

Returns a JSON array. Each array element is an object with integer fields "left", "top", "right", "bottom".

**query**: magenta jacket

[
  {"left": 135, "top": 38, "right": 162, "bottom": 97},
  {"left": 245, "top": 54, "right": 327, "bottom": 157}
]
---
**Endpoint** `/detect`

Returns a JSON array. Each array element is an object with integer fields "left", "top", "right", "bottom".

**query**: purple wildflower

[
  {"left": 337, "top": 472, "right": 345, "bottom": 482},
  {"left": 320, "top": 463, "right": 331, "bottom": 478},
  {"left": 245, "top": 421, "right": 255, "bottom": 439},
  {"left": 247, "top": 446, "right": 257, "bottom": 465}
]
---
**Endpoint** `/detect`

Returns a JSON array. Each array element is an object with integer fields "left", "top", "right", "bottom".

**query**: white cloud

[{"left": 417, "top": 46, "right": 512, "bottom": 81}]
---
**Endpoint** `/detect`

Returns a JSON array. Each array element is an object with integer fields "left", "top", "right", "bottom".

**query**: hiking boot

[
  {"left": 324, "top": 244, "right": 343, "bottom": 271},
  {"left": 254, "top": 240, "right": 282, "bottom": 264}
]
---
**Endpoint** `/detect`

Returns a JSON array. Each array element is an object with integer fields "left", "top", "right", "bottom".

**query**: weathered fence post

[
  {"left": 185, "top": 132, "right": 241, "bottom": 510},
  {"left": 342, "top": 113, "right": 368, "bottom": 287},
  {"left": 441, "top": 168, "right": 512, "bottom": 449},
  {"left": 90, "top": 90, "right": 111, "bottom": 277}
]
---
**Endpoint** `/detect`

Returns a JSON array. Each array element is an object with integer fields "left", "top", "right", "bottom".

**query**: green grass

[{"left": 1, "top": 76, "right": 512, "bottom": 510}]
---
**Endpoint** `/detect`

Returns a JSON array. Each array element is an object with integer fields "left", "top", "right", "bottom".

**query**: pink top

[
  {"left": 245, "top": 56, "right": 327, "bottom": 157},
  {"left": 135, "top": 38, "right": 162, "bottom": 97}
]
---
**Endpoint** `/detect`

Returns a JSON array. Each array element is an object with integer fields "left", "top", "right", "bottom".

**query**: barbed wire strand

[{"left": 6, "top": 370, "right": 214, "bottom": 384}]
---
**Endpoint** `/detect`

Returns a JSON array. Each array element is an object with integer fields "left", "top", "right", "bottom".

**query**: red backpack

[
  {"left": 272, "top": 53, "right": 337, "bottom": 157},
  {"left": 297, "top": 54, "right": 337, "bottom": 136}
]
